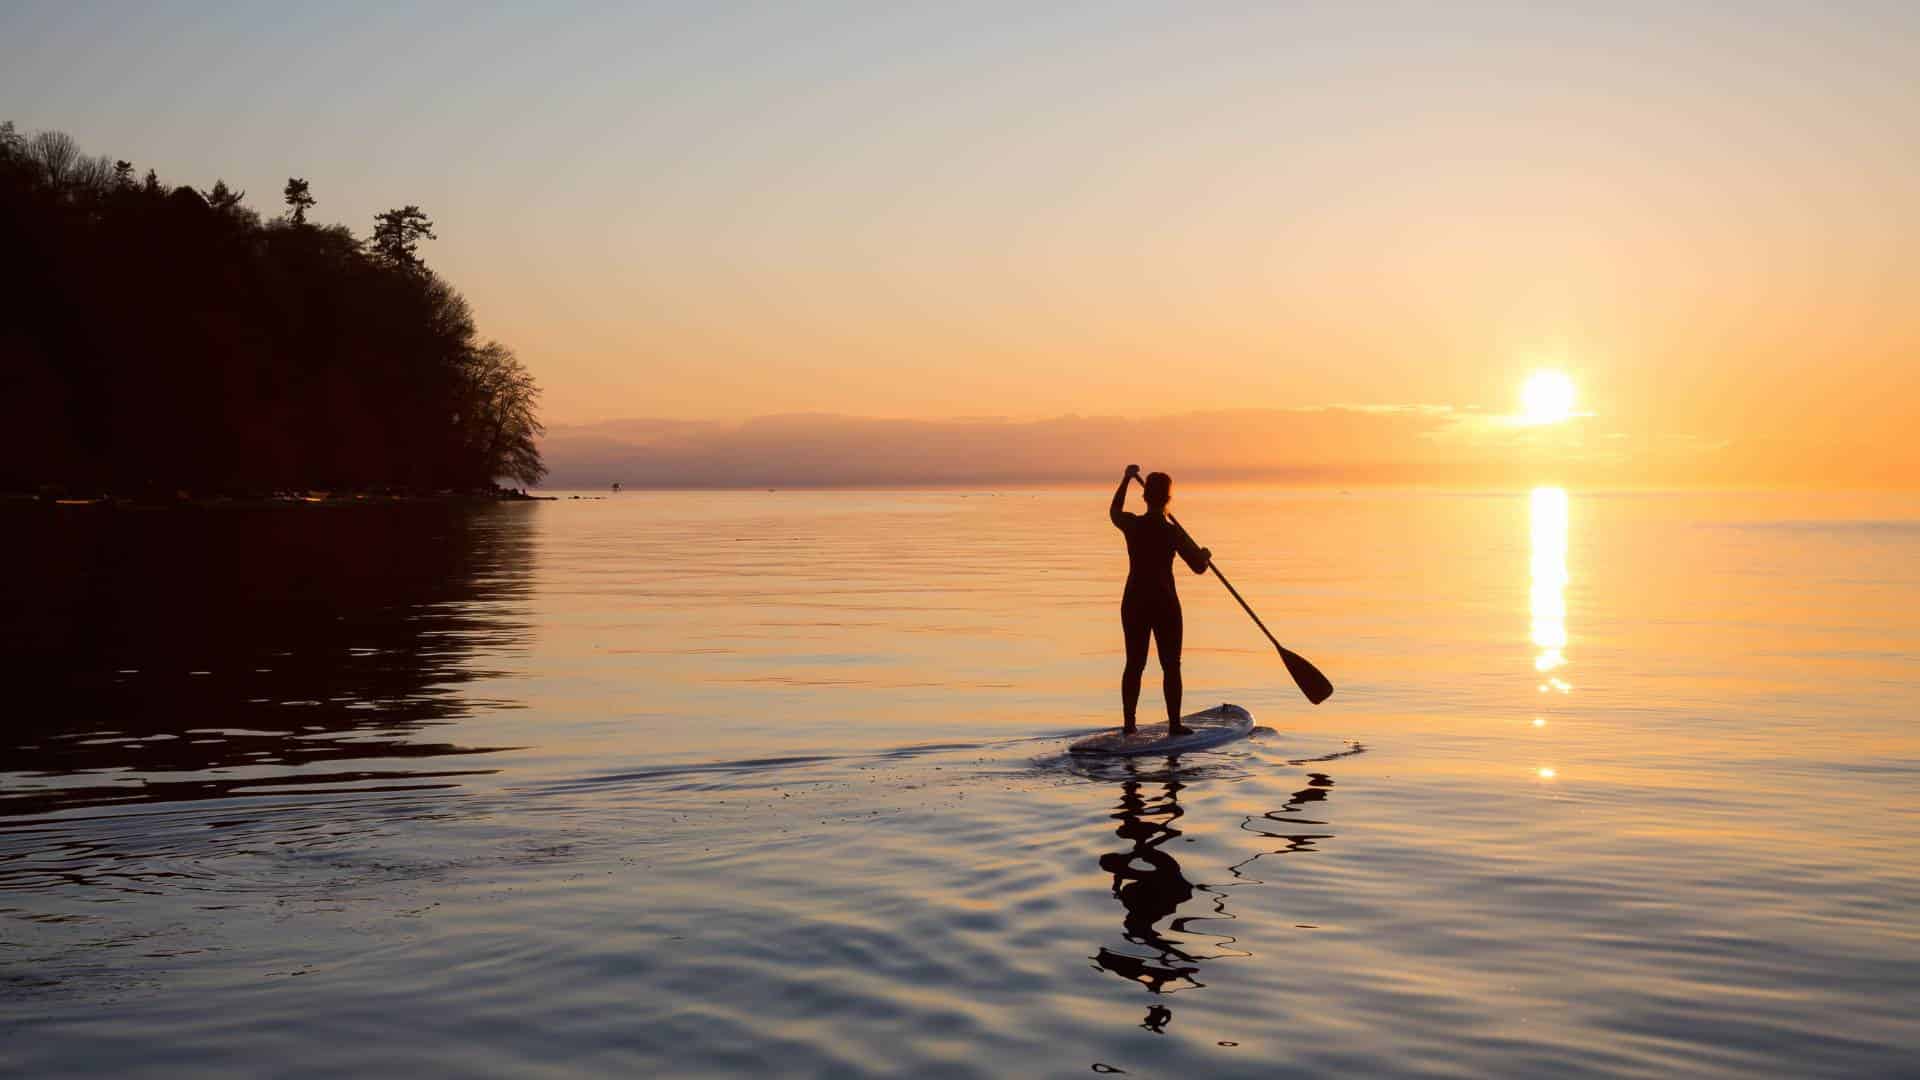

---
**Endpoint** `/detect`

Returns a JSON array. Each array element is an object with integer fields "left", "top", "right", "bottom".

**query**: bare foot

[{"left": 1167, "top": 724, "right": 1193, "bottom": 737}]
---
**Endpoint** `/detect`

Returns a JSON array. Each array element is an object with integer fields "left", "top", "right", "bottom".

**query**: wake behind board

[{"left": 1068, "top": 703, "right": 1254, "bottom": 757}]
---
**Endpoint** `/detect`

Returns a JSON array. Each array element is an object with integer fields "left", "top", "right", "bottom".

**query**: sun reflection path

[{"left": 1530, "top": 487, "right": 1572, "bottom": 695}]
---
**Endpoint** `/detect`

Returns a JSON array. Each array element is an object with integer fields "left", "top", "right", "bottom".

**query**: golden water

[{"left": 3, "top": 488, "right": 1916, "bottom": 1075}]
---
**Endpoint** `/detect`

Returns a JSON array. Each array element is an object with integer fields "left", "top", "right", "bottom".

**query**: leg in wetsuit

[{"left": 1121, "top": 592, "right": 1183, "bottom": 730}]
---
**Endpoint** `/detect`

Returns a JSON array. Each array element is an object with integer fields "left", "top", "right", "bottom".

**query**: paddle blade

[{"left": 1279, "top": 646, "right": 1334, "bottom": 704}]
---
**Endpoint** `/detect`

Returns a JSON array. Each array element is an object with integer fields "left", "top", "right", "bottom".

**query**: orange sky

[{"left": 8, "top": 4, "right": 1916, "bottom": 484}]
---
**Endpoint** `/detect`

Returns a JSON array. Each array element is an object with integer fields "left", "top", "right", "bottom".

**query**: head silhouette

[{"left": 1143, "top": 472, "right": 1172, "bottom": 511}]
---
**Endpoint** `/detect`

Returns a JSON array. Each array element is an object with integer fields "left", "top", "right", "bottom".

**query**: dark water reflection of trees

[{"left": 0, "top": 503, "right": 535, "bottom": 818}]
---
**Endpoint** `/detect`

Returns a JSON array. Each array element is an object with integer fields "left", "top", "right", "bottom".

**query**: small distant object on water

[
  {"left": 1069, "top": 703, "right": 1253, "bottom": 756},
  {"left": 611, "top": 482, "right": 621, "bottom": 493}
]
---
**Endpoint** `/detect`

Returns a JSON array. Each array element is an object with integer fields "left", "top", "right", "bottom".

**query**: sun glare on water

[{"left": 1520, "top": 370, "right": 1576, "bottom": 425}]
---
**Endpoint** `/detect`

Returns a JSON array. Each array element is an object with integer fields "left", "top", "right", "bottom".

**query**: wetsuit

[{"left": 1110, "top": 500, "right": 1209, "bottom": 725}]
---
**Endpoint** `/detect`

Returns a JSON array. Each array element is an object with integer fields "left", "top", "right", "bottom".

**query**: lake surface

[{"left": 4, "top": 488, "right": 1917, "bottom": 1077}]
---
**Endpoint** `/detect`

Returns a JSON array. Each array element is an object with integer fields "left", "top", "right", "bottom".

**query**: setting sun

[{"left": 1520, "top": 371, "right": 1577, "bottom": 426}]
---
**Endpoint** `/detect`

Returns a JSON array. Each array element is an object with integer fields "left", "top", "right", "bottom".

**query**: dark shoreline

[{"left": 2, "top": 490, "right": 556, "bottom": 510}]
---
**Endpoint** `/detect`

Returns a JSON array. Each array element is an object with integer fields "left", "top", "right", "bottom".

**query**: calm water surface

[{"left": 3, "top": 489, "right": 1917, "bottom": 1077}]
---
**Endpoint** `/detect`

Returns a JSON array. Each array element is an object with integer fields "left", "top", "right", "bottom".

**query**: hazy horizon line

[
  {"left": 533, "top": 480, "right": 1918, "bottom": 495},
  {"left": 536, "top": 408, "right": 1917, "bottom": 492}
]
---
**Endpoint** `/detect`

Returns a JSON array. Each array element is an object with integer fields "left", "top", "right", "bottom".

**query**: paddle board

[{"left": 1068, "top": 703, "right": 1254, "bottom": 756}]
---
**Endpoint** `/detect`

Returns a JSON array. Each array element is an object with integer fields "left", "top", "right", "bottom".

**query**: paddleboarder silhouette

[{"left": 1110, "top": 465, "right": 1211, "bottom": 735}]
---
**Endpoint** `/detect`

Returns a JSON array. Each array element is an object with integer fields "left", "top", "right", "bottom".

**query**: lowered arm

[{"left": 1173, "top": 520, "right": 1212, "bottom": 574}]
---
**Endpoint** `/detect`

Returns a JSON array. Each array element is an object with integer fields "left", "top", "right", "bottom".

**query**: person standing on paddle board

[{"left": 1111, "top": 465, "right": 1211, "bottom": 736}]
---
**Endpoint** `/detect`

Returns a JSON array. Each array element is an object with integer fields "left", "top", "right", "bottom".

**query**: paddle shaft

[{"left": 1131, "top": 472, "right": 1287, "bottom": 654}]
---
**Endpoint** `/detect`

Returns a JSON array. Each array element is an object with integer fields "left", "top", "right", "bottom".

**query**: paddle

[{"left": 1132, "top": 471, "right": 1333, "bottom": 705}]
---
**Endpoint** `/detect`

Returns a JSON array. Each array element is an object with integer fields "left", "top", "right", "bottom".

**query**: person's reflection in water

[
  {"left": 1092, "top": 761, "right": 1204, "bottom": 1029},
  {"left": 1089, "top": 749, "right": 1357, "bottom": 1035}
]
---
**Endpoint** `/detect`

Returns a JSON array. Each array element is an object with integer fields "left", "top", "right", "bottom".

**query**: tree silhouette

[
  {"left": 283, "top": 176, "right": 315, "bottom": 225},
  {"left": 25, "top": 128, "right": 81, "bottom": 186},
  {"left": 370, "top": 204, "right": 435, "bottom": 271},
  {"left": 0, "top": 122, "right": 546, "bottom": 496},
  {"left": 201, "top": 179, "right": 259, "bottom": 228},
  {"left": 465, "top": 342, "right": 548, "bottom": 487}
]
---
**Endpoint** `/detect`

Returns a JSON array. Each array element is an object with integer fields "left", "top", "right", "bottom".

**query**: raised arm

[{"left": 1110, "top": 464, "right": 1139, "bottom": 528}]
